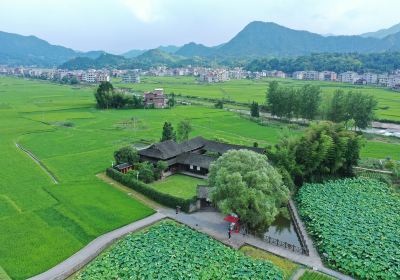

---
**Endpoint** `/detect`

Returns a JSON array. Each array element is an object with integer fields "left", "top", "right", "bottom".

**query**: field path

[
  {"left": 15, "top": 143, "right": 59, "bottom": 184},
  {"left": 27, "top": 212, "right": 165, "bottom": 280}
]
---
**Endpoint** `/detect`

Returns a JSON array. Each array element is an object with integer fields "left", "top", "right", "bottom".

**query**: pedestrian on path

[{"left": 228, "top": 229, "right": 231, "bottom": 239}]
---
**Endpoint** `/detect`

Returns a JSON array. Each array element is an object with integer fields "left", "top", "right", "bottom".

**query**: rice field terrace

[
  {"left": 115, "top": 76, "right": 400, "bottom": 122},
  {"left": 0, "top": 76, "right": 399, "bottom": 279},
  {"left": 74, "top": 220, "right": 284, "bottom": 280},
  {"left": 296, "top": 178, "right": 400, "bottom": 279}
]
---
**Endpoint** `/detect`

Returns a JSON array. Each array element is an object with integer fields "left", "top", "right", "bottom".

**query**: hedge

[{"left": 106, "top": 168, "right": 196, "bottom": 212}]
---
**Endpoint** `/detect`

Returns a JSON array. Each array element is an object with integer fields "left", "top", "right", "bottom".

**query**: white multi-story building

[
  {"left": 97, "top": 73, "right": 110, "bottom": 82},
  {"left": 378, "top": 74, "right": 389, "bottom": 86},
  {"left": 319, "top": 71, "right": 337, "bottom": 81},
  {"left": 303, "top": 71, "right": 320, "bottom": 80},
  {"left": 122, "top": 72, "right": 140, "bottom": 83},
  {"left": 292, "top": 71, "right": 305, "bottom": 80},
  {"left": 362, "top": 72, "right": 378, "bottom": 84},
  {"left": 338, "top": 71, "right": 359, "bottom": 83},
  {"left": 388, "top": 75, "right": 400, "bottom": 88},
  {"left": 82, "top": 71, "right": 97, "bottom": 83}
]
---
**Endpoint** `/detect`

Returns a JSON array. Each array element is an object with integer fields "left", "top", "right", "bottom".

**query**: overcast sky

[{"left": 0, "top": 0, "right": 399, "bottom": 54}]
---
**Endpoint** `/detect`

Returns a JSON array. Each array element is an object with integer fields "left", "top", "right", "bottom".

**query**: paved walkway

[
  {"left": 161, "top": 208, "right": 352, "bottom": 280},
  {"left": 29, "top": 175, "right": 354, "bottom": 280},
  {"left": 27, "top": 213, "right": 166, "bottom": 280},
  {"left": 102, "top": 175, "right": 354, "bottom": 280}
]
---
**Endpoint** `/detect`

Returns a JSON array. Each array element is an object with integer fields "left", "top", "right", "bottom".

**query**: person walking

[{"left": 228, "top": 229, "right": 232, "bottom": 239}]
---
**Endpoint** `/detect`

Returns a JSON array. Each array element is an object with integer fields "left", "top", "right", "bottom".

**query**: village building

[
  {"left": 114, "top": 163, "right": 133, "bottom": 174},
  {"left": 138, "top": 136, "right": 264, "bottom": 176},
  {"left": 319, "top": 71, "right": 337, "bottom": 81},
  {"left": 122, "top": 71, "right": 141, "bottom": 83},
  {"left": 143, "top": 88, "right": 168, "bottom": 108}
]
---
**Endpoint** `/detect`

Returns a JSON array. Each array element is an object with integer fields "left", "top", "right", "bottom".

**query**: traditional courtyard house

[
  {"left": 138, "top": 136, "right": 264, "bottom": 176},
  {"left": 143, "top": 88, "right": 168, "bottom": 108}
]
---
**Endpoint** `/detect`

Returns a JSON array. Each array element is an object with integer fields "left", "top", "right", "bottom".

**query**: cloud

[{"left": 122, "top": 0, "right": 162, "bottom": 22}]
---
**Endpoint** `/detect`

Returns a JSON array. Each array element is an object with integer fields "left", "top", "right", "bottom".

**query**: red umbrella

[{"left": 224, "top": 215, "right": 239, "bottom": 223}]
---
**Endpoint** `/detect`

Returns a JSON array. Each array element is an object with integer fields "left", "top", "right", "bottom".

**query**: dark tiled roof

[
  {"left": 138, "top": 136, "right": 206, "bottom": 160},
  {"left": 115, "top": 163, "right": 132, "bottom": 170},
  {"left": 138, "top": 136, "right": 263, "bottom": 163},
  {"left": 204, "top": 140, "right": 264, "bottom": 155},
  {"left": 176, "top": 152, "right": 215, "bottom": 169}
]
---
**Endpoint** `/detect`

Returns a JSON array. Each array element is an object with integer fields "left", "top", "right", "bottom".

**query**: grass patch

[
  {"left": 299, "top": 270, "right": 335, "bottom": 280},
  {"left": 149, "top": 174, "right": 205, "bottom": 199},
  {"left": 0, "top": 266, "right": 11, "bottom": 280},
  {"left": 240, "top": 245, "right": 299, "bottom": 279}
]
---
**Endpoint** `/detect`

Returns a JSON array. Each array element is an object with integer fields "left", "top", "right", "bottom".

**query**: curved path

[
  {"left": 15, "top": 143, "right": 59, "bottom": 184},
  {"left": 28, "top": 175, "right": 354, "bottom": 280},
  {"left": 28, "top": 212, "right": 165, "bottom": 280}
]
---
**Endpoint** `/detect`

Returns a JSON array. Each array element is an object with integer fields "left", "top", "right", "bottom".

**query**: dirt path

[{"left": 15, "top": 143, "right": 59, "bottom": 184}]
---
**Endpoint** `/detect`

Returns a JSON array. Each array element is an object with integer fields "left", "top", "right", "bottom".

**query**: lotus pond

[
  {"left": 297, "top": 178, "right": 400, "bottom": 279},
  {"left": 75, "top": 220, "right": 284, "bottom": 279}
]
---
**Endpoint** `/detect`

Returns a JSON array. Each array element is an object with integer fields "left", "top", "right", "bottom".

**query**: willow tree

[{"left": 209, "top": 149, "right": 289, "bottom": 232}]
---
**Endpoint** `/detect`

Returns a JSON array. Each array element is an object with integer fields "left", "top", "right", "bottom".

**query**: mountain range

[{"left": 2, "top": 21, "right": 400, "bottom": 68}]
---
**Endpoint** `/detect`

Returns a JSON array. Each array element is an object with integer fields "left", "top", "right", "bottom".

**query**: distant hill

[
  {"left": 171, "top": 21, "right": 400, "bottom": 58},
  {"left": 5, "top": 21, "right": 400, "bottom": 68},
  {"left": 122, "top": 45, "right": 180, "bottom": 58},
  {"left": 134, "top": 49, "right": 183, "bottom": 65},
  {"left": 361, "top": 23, "right": 400, "bottom": 39},
  {"left": 59, "top": 53, "right": 128, "bottom": 70},
  {"left": 214, "top": 21, "right": 399, "bottom": 57},
  {"left": 122, "top": 49, "right": 146, "bottom": 58},
  {"left": 0, "top": 31, "right": 107, "bottom": 66},
  {"left": 0, "top": 31, "right": 78, "bottom": 66},
  {"left": 175, "top": 42, "right": 216, "bottom": 57}
]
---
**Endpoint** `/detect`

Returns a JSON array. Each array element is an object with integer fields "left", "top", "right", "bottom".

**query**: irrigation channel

[{"left": 15, "top": 143, "right": 59, "bottom": 184}]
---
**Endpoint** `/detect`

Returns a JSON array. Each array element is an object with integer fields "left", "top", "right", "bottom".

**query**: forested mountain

[
  {"left": 122, "top": 45, "right": 180, "bottom": 58},
  {"left": 361, "top": 23, "right": 400, "bottom": 39},
  {"left": 4, "top": 21, "right": 400, "bottom": 69},
  {"left": 0, "top": 31, "right": 106, "bottom": 66},
  {"left": 179, "top": 21, "right": 400, "bottom": 58},
  {"left": 175, "top": 42, "right": 217, "bottom": 57},
  {"left": 59, "top": 53, "right": 128, "bottom": 70}
]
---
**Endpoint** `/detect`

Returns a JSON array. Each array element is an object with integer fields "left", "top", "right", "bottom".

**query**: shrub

[{"left": 106, "top": 168, "right": 196, "bottom": 212}]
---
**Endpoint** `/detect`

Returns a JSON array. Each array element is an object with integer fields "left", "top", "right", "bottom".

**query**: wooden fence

[{"left": 264, "top": 202, "right": 309, "bottom": 256}]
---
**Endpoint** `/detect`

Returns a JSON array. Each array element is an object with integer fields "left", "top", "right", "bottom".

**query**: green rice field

[
  {"left": 115, "top": 76, "right": 400, "bottom": 122},
  {"left": 0, "top": 76, "right": 399, "bottom": 279}
]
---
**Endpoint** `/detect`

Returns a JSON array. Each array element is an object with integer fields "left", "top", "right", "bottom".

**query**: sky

[{"left": 0, "top": 0, "right": 399, "bottom": 54}]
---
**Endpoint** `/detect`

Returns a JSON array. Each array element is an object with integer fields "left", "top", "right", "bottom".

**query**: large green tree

[
  {"left": 160, "top": 122, "right": 176, "bottom": 142},
  {"left": 114, "top": 146, "right": 139, "bottom": 165},
  {"left": 250, "top": 101, "right": 260, "bottom": 117},
  {"left": 209, "top": 150, "right": 289, "bottom": 232},
  {"left": 268, "top": 122, "right": 363, "bottom": 185},
  {"left": 326, "top": 90, "right": 377, "bottom": 129},
  {"left": 95, "top": 81, "right": 114, "bottom": 109},
  {"left": 176, "top": 119, "right": 193, "bottom": 142}
]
